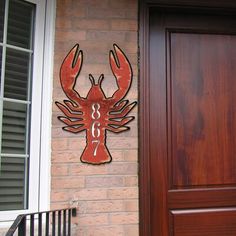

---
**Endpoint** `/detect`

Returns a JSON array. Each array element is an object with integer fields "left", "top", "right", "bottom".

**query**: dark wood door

[{"left": 144, "top": 8, "right": 236, "bottom": 236}]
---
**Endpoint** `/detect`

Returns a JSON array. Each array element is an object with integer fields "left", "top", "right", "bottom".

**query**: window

[
  {"left": 0, "top": 0, "right": 55, "bottom": 222},
  {"left": 0, "top": 0, "right": 35, "bottom": 212}
]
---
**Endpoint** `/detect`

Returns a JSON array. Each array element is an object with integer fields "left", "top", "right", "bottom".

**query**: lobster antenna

[
  {"left": 89, "top": 74, "right": 95, "bottom": 85},
  {"left": 98, "top": 74, "right": 104, "bottom": 86}
]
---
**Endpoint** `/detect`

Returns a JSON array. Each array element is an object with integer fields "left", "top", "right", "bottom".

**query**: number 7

[{"left": 92, "top": 140, "right": 100, "bottom": 156}]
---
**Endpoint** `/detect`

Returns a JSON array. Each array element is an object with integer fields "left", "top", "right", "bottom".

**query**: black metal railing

[{"left": 6, "top": 207, "right": 77, "bottom": 236}]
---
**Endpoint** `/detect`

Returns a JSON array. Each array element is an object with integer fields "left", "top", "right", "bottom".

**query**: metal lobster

[{"left": 55, "top": 44, "right": 137, "bottom": 164}]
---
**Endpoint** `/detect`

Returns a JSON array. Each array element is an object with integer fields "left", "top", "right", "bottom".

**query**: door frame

[{"left": 139, "top": 1, "right": 236, "bottom": 235}]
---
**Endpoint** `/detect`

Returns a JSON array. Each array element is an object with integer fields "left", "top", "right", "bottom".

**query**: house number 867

[{"left": 91, "top": 103, "right": 101, "bottom": 156}]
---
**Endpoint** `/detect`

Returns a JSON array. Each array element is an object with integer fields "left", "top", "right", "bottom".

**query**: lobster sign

[{"left": 55, "top": 44, "right": 137, "bottom": 164}]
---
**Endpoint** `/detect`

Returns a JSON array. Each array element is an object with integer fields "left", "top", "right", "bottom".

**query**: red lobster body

[{"left": 56, "top": 44, "right": 137, "bottom": 164}]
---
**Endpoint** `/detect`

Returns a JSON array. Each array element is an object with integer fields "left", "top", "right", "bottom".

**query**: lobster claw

[
  {"left": 109, "top": 44, "right": 132, "bottom": 103},
  {"left": 60, "top": 44, "right": 84, "bottom": 105}
]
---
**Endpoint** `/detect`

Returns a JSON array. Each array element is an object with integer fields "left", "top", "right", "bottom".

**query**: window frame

[{"left": 0, "top": 0, "right": 55, "bottom": 223}]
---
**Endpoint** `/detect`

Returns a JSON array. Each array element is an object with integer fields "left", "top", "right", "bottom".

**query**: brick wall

[{"left": 51, "top": 0, "right": 139, "bottom": 235}]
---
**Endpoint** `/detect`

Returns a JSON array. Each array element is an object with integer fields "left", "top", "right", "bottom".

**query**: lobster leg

[
  {"left": 106, "top": 126, "right": 129, "bottom": 133},
  {"left": 63, "top": 125, "right": 86, "bottom": 133},
  {"left": 63, "top": 100, "right": 82, "bottom": 113},
  {"left": 109, "top": 101, "right": 137, "bottom": 118},
  {"left": 110, "top": 100, "right": 128, "bottom": 112},
  {"left": 58, "top": 117, "right": 84, "bottom": 126},
  {"left": 56, "top": 102, "right": 83, "bottom": 119},
  {"left": 108, "top": 116, "right": 134, "bottom": 127}
]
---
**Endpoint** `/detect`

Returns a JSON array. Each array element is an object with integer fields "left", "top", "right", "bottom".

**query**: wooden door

[{"left": 140, "top": 7, "right": 236, "bottom": 236}]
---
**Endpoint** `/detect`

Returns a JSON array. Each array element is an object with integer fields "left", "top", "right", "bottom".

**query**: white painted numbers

[{"left": 91, "top": 103, "right": 101, "bottom": 156}]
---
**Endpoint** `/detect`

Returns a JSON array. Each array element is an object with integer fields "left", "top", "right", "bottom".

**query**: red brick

[
  {"left": 51, "top": 151, "right": 82, "bottom": 163},
  {"left": 85, "top": 53, "right": 107, "bottom": 64},
  {"left": 124, "top": 150, "right": 138, "bottom": 161},
  {"left": 111, "top": 150, "right": 124, "bottom": 162},
  {"left": 71, "top": 5, "right": 87, "bottom": 18},
  {"left": 54, "top": 42, "right": 78, "bottom": 54},
  {"left": 124, "top": 176, "right": 138, "bottom": 187},
  {"left": 107, "top": 137, "right": 138, "bottom": 149},
  {"left": 125, "top": 31, "right": 138, "bottom": 42},
  {"left": 109, "top": 212, "right": 138, "bottom": 224},
  {"left": 52, "top": 127, "right": 74, "bottom": 138},
  {"left": 121, "top": 42, "right": 138, "bottom": 54},
  {"left": 57, "top": 0, "right": 72, "bottom": 7},
  {"left": 108, "top": 163, "right": 137, "bottom": 175},
  {"left": 82, "top": 63, "right": 110, "bottom": 75},
  {"left": 124, "top": 200, "right": 139, "bottom": 211},
  {"left": 51, "top": 202, "right": 69, "bottom": 210},
  {"left": 85, "top": 200, "right": 124, "bottom": 213},
  {"left": 107, "top": 187, "right": 138, "bottom": 199},
  {"left": 51, "top": 114, "right": 62, "bottom": 127},
  {"left": 78, "top": 213, "right": 109, "bottom": 226},
  {"left": 124, "top": 53, "right": 138, "bottom": 65},
  {"left": 111, "top": 19, "right": 138, "bottom": 31},
  {"left": 86, "top": 31, "right": 126, "bottom": 41},
  {"left": 51, "top": 164, "right": 69, "bottom": 176},
  {"left": 72, "top": 19, "right": 110, "bottom": 30},
  {"left": 78, "top": 41, "right": 110, "bottom": 53},
  {"left": 87, "top": 7, "right": 125, "bottom": 18},
  {"left": 51, "top": 176, "right": 85, "bottom": 189},
  {"left": 109, "top": 0, "right": 137, "bottom": 9},
  {"left": 124, "top": 8, "right": 138, "bottom": 20},
  {"left": 73, "top": 0, "right": 109, "bottom": 8},
  {"left": 85, "top": 176, "right": 124, "bottom": 188},
  {"left": 68, "top": 138, "right": 86, "bottom": 150},
  {"left": 70, "top": 164, "right": 107, "bottom": 175},
  {"left": 86, "top": 226, "right": 124, "bottom": 236},
  {"left": 124, "top": 225, "right": 139, "bottom": 236},
  {"left": 75, "top": 227, "right": 86, "bottom": 236},
  {"left": 51, "top": 138, "right": 68, "bottom": 151},
  {"left": 72, "top": 188, "right": 108, "bottom": 200},
  {"left": 52, "top": 87, "right": 62, "bottom": 98},
  {"left": 55, "top": 30, "right": 86, "bottom": 41},
  {"left": 51, "top": 190, "right": 71, "bottom": 202},
  {"left": 56, "top": 17, "right": 72, "bottom": 30}
]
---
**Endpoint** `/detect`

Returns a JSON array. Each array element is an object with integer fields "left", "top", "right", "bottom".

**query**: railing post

[
  {"left": 38, "top": 213, "right": 42, "bottom": 236},
  {"left": 63, "top": 210, "right": 66, "bottom": 236},
  {"left": 58, "top": 210, "right": 61, "bottom": 236},
  {"left": 52, "top": 211, "right": 56, "bottom": 236},
  {"left": 6, "top": 207, "right": 77, "bottom": 236},
  {"left": 18, "top": 216, "right": 26, "bottom": 236},
  {"left": 30, "top": 215, "right": 34, "bottom": 236},
  {"left": 72, "top": 208, "right": 76, "bottom": 217},
  {"left": 45, "top": 212, "right": 49, "bottom": 236}
]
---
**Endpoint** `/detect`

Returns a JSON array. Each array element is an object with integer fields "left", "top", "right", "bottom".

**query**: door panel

[
  {"left": 170, "top": 208, "right": 236, "bottom": 236},
  {"left": 170, "top": 32, "right": 236, "bottom": 188},
  {"left": 168, "top": 188, "right": 236, "bottom": 208},
  {"left": 149, "top": 9, "right": 236, "bottom": 235}
]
